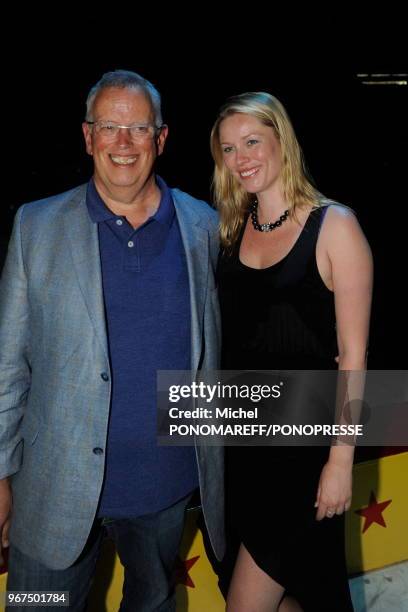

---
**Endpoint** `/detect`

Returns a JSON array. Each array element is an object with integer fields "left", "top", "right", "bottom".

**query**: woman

[{"left": 211, "top": 92, "right": 373, "bottom": 611}]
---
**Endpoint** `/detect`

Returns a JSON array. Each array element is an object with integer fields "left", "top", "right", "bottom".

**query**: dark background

[{"left": 1, "top": 15, "right": 407, "bottom": 368}]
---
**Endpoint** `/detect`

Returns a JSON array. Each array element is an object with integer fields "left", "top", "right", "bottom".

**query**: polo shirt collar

[{"left": 86, "top": 176, "right": 174, "bottom": 226}]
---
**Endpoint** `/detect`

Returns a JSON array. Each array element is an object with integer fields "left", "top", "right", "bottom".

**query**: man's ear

[
  {"left": 156, "top": 124, "right": 169, "bottom": 156},
  {"left": 82, "top": 122, "right": 93, "bottom": 156}
]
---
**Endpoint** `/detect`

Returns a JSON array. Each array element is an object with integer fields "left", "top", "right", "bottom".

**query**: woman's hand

[{"left": 315, "top": 461, "right": 352, "bottom": 520}]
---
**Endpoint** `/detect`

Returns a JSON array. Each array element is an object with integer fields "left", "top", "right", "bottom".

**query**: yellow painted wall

[{"left": 347, "top": 452, "right": 408, "bottom": 573}]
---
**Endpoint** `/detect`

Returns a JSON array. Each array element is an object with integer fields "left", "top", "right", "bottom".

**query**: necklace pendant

[{"left": 251, "top": 200, "right": 290, "bottom": 233}]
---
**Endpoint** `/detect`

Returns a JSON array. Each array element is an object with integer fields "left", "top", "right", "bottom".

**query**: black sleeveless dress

[{"left": 217, "top": 207, "right": 354, "bottom": 611}]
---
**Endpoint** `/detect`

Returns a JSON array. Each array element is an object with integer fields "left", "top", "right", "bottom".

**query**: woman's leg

[
  {"left": 227, "top": 543, "right": 285, "bottom": 612},
  {"left": 278, "top": 595, "right": 304, "bottom": 611}
]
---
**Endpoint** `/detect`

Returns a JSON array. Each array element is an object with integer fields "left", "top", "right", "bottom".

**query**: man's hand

[{"left": 0, "top": 478, "right": 12, "bottom": 565}]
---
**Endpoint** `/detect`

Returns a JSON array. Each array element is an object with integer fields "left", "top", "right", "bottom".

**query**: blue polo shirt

[{"left": 86, "top": 177, "right": 198, "bottom": 517}]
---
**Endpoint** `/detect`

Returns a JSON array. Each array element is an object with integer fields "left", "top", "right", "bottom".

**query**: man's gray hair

[{"left": 85, "top": 69, "right": 163, "bottom": 127}]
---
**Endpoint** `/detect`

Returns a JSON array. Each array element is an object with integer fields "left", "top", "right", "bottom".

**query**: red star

[
  {"left": 355, "top": 492, "right": 392, "bottom": 533},
  {"left": 174, "top": 555, "right": 200, "bottom": 588}
]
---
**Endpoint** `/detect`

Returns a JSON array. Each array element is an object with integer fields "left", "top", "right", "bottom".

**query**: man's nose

[{"left": 116, "top": 127, "right": 133, "bottom": 145}]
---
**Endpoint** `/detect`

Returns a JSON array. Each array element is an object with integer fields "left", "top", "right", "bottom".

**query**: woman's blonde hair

[{"left": 210, "top": 92, "right": 320, "bottom": 249}]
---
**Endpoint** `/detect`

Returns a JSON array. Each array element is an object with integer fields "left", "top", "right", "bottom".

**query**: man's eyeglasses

[{"left": 86, "top": 120, "right": 162, "bottom": 142}]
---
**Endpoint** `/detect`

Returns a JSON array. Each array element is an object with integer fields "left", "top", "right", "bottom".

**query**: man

[{"left": 0, "top": 70, "right": 224, "bottom": 611}]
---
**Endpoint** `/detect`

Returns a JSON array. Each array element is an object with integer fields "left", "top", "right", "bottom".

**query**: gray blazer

[{"left": 0, "top": 183, "right": 225, "bottom": 569}]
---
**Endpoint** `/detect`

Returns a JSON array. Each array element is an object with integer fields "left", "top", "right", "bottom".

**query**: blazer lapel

[
  {"left": 172, "top": 190, "right": 209, "bottom": 373},
  {"left": 63, "top": 186, "right": 109, "bottom": 361}
]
